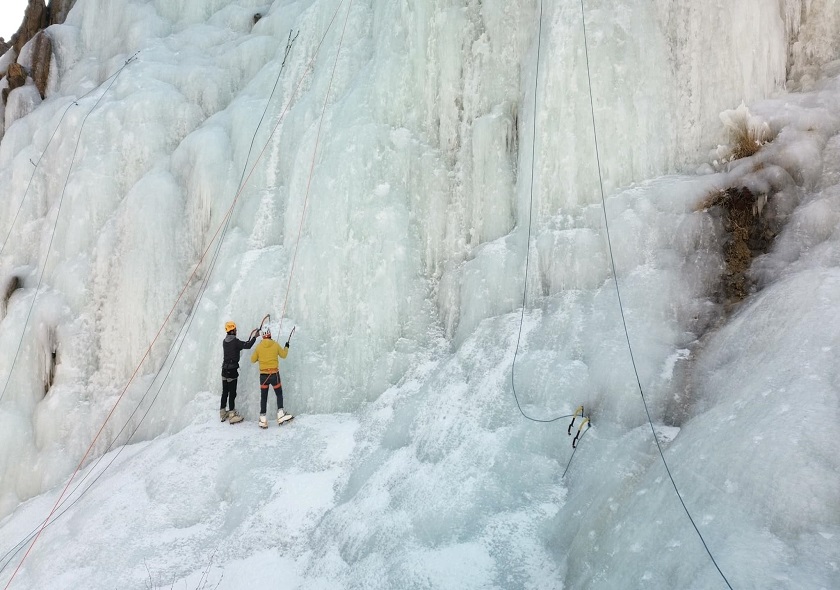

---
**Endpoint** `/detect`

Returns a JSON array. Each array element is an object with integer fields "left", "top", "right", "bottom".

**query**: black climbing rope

[
  {"left": 511, "top": 0, "right": 582, "bottom": 426},
  {"left": 562, "top": 419, "right": 592, "bottom": 478},
  {"left": 0, "top": 53, "right": 139, "bottom": 406},
  {"left": 0, "top": 27, "right": 303, "bottom": 569},
  {"left": 576, "top": 0, "right": 733, "bottom": 587},
  {"left": 0, "top": 9, "right": 351, "bottom": 570},
  {"left": 0, "top": 53, "right": 140, "bottom": 260}
]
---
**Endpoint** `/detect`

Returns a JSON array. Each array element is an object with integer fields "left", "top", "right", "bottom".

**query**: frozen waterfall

[{"left": 0, "top": 0, "right": 839, "bottom": 588}]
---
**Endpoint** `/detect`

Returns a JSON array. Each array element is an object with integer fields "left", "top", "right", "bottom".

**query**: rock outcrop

[
  {"left": 31, "top": 31, "right": 52, "bottom": 98},
  {"left": 48, "top": 0, "right": 77, "bottom": 26},
  {"left": 12, "top": 0, "right": 49, "bottom": 55},
  {"left": 2, "top": 62, "right": 27, "bottom": 104},
  {"left": 1, "top": 0, "right": 76, "bottom": 113}
]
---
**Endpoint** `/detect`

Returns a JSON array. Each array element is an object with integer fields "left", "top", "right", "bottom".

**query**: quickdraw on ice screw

[
  {"left": 567, "top": 405, "right": 591, "bottom": 448},
  {"left": 572, "top": 418, "right": 590, "bottom": 449},
  {"left": 561, "top": 406, "right": 592, "bottom": 477},
  {"left": 567, "top": 405, "right": 584, "bottom": 435}
]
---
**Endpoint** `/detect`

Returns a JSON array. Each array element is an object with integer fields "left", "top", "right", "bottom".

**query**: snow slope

[{"left": 1, "top": 0, "right": 839, "bottom": 588}]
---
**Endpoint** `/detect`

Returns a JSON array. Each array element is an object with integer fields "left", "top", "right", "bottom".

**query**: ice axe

[{"left": 250, "top": 313, "right": 271, "bottom": 338}]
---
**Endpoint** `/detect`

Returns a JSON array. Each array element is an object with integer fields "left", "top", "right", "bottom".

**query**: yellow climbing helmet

[{"left": 225, "top": 321, "right": 236, "bottom": 333}]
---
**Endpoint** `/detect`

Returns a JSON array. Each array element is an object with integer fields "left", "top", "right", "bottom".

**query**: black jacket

[{"left": 221, "top": 334, "right": 257, "bottom": 378}]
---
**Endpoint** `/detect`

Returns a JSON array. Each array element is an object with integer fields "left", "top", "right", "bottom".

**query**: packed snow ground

[{"left": 1, "top": 0, "right": 840, "bottom": 588}]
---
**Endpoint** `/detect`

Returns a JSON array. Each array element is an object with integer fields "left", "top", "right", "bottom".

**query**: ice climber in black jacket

[{"left": 220, "top": 320, "right": 257, "bottom": 424}]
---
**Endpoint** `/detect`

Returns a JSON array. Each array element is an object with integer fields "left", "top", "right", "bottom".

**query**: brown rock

[
  {"left": 3, "top": 62, "right": 28, "bottom": 105},
  {"left": 31, "top": 31, "right": 52, "bottom": 98},
  {"left": 7, "top": 62, "right": 27, "bottom": 89},
  {"left": 48, "top": 0, "right": 78, "bottom": 26},
  {"left": 13, "top": 0, "right": 49, "bottom": 54},
  {"left": 0, "top": 0, "right": 74, "bottom": 115}
]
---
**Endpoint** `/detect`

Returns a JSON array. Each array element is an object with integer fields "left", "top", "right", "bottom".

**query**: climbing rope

[
  {"left": 576, "top": 0, "right": 733, "bottom": 587},
  {"left": 196, "top": 0, "right": 354, "bottom": 570},
  {"left": 0, "top": 315, "right": 270, "bottom": 576},
  {"left": 197, "top": 30, "right": 298, "bottom": 316},
  {"left": 562, "top": 417, "right": 592, "bottom": 478},
  {"left": 511, "top": 0, "right": 583, "bottom": 426},
  {"left": 559, "top": 406, "right": 593, "bottom": 476},
  {"left": 278, "top": 0, "right": 354, "bottom": 334},
  {"left": 0, "top": 52, "right": 139, "bottom": 406},
  {"left": 0, "top": 312, "right": 273, "bottom": 574},
  {"left": 0, "top": 52, "right": 139, "bottom": 260},
  {"left": 136, "top": 27, "right": 300, "bottom": 407},
  {"left": 1, "top": 3, "right": 350, "bottom": 583}
]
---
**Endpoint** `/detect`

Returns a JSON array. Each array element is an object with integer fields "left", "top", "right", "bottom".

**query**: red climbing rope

[
  {"left": 2, "top": 3, "right": 350, "bottom": 587},
  {"left": 279, "top": 0, "right": 355, "bottom": 333}
]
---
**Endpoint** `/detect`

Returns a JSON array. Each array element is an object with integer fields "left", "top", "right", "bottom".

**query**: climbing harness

[{"left": 1, "top": 2, "right": 353, "bottom": 581}]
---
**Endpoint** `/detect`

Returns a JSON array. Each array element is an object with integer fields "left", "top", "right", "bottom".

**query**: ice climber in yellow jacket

[{"left": 251, "top": 325, "right": 293, "bottom": 428}]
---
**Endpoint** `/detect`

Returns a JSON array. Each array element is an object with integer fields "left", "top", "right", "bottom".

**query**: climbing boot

[
  {"left": 277, "top": 409, "right": 294, "bottom": 425},
  {"left": 220, "top": 409, "right": 228, "bottom": 422},
  {"left": 227, "top": 410, "right": 243, "bottom": 424},
  {"left": 259, "top": 414, "right": 268, "bottom": 429}
]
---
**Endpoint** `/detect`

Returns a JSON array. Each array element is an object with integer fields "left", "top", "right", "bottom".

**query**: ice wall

[{"left": 0, "top": 0, "right": 839, "bottom": 525}]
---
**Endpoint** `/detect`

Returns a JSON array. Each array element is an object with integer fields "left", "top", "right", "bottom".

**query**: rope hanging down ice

[
  {"left": 1, "top": 4, "right": 350, "bottom": 582},
  {"left": 0, "top": 52, "right": 138, "bottom": 259},
  {"left": 576, "top": 0, "right": 734, "bottom": 586},
  {"left": 278, "top": 0, "right": 354, "bottom": 333},
  {"left": 510, "top": 0, "right": 586, "bottom": 432},
  {"left": 0, "top": 52, "right": 139, "bottom": 407},
  {"left": 3, "top": 23, "right": 310, "bottom": 576}
]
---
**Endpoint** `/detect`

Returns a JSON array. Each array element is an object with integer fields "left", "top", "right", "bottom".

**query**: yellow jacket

[{"left": 250, "top": 338, "right": 288, "bottom": 373}]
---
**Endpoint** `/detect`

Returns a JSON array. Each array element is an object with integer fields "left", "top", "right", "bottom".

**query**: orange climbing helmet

[{"left": 225, "top": 321, "right": 236, "bottom": 333}]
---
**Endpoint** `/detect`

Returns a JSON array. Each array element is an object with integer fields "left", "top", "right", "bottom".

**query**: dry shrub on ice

[{"left": 712, "top": 102, "right": 775, "bottom": 165}]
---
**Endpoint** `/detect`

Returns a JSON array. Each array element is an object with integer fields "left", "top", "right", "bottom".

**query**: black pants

[
  {"left": 221, "top": 377, "right": 238, "bottom": 410},
  {"left": 259, "top": 372, "right": 283, "bottom": 414}
]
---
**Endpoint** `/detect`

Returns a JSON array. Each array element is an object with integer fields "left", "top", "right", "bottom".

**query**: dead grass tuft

[{"left": 713, "top": 103, "right": 775, "bottom": 165}]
